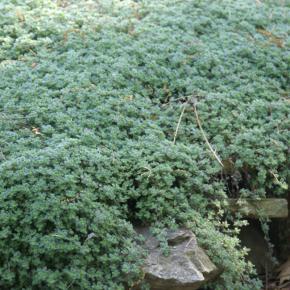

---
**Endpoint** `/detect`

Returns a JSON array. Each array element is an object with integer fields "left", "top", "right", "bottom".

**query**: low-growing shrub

[{"left": 0, "top": 0, "right": 289, "bottom": 289}]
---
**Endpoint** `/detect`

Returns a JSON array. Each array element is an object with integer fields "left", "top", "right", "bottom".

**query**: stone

[
  {"left": 134, "top": 227, "right": 220, "bottom": 290},
  {"left": 227, "top": 198, "right": 288, "bottom": 218}
]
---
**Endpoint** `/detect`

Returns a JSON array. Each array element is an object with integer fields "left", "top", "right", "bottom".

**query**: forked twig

[{"left": 193, "top": 103, "right": 224, "bottom": 167}]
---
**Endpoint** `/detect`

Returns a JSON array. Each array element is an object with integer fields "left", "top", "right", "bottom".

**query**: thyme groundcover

[{"left": 0, "top": 0, "right": 289, "bottom": 289}]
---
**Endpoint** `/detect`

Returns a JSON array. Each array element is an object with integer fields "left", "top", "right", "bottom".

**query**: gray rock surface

[
  {"left": 134, "top": 227, "right": 220, "bottom": 290},
  {"left": 227, "top": 198, "right": 288, "bottom": 218}
]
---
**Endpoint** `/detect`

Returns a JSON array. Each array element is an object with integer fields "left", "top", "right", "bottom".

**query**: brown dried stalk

[
  {"left": 193, "top": 103, "right": 224, "bottom": 167},
  {"left": 173, "top": 102, "right": 187, "bottom": 145}
]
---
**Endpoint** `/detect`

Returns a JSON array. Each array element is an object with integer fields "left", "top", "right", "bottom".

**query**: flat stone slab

[
  {"left": 227, "top": 198, "right": 288, "bottom": 218},
  {"left": 134, "top": 227, "right": 220, "bottom": 290}
]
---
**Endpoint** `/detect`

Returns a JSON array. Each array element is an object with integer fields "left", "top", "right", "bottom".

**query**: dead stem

[
  {"left": 193, "top": 104, "right": 224, "bottom": 167},
  {"left": 173, "top": 102, "right": 187, "bottom": 144}
]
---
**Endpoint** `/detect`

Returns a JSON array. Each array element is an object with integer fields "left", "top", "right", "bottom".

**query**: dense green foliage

[{"left": 0, "top": 0, "right": 289, "bottom": 289}]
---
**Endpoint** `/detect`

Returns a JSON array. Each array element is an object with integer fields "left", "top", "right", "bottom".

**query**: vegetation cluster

[{"left": 0, "top": 0, "right": 289, "bottom": 289}]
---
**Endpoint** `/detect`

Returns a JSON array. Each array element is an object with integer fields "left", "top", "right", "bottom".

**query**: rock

[
  {"left": 134, "top": 227, "right": 220, "bottom": 290},
  {"left": 227, "top": 198, "right": 288, "bottom": 218}
]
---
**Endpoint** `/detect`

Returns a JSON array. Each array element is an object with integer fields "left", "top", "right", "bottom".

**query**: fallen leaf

[
  {"left": 257, "top": 28, "right": 284, "bottom": 48},
  {"left": 123, "top": 95, "right": 134, "bottom": 101},
  {"left": 16, "top": 10, "right": 25, "bottom": 22},
  {"left": 32, "top": 127, "right": 42, "bottom": 135}
]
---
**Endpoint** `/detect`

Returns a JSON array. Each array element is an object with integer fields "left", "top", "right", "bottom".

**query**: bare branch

[{"left": 193, "top": 104, "right": 224, "bottom": 167}]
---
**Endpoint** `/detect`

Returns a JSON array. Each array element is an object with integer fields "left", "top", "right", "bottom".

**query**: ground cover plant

[{"left": 0, "top": 0, "right": 289, "bottom": 289}]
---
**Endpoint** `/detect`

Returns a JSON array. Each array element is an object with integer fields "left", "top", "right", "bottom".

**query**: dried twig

[
  {"left": 269, "top": 170, "right": 280, "bottom": 183},
  {"left": 173, "top": 102, "right": 187, "bottom": 144},
  {"left": 193, "top": 103, "right": 224, "bottom": 167}
]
